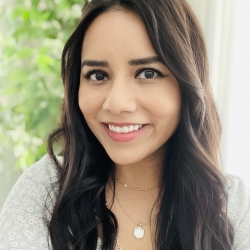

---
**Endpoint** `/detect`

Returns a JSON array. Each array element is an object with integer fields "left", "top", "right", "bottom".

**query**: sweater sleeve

[
  {"left": 0, "top": 155, "right": 58, "bottom": 250},
  {"left": 227, "top": 175, "right": 250, "bottom": 250}
]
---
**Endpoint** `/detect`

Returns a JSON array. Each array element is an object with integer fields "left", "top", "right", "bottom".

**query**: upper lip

[{"left": 102, "top": 122, "right": 145, "bottom": 126}]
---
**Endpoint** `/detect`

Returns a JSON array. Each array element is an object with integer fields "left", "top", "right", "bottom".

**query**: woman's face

[{"left": 79, "top": 10, "right": 181, "bottom": 166}]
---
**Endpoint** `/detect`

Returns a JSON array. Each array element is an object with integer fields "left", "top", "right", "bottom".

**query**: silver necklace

[{"left": 115, "top": 194, "right": 160, "bottom": 239}]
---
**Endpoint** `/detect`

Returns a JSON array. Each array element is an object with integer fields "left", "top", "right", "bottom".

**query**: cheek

[
  {"left": 157, "top": 105, "right": 181, "bottom": 134},
  {"left": 154, "top": 98, "right": 181, "bottom": 118},
  {"left": 78, "top": 86, "right": 99, "bottom": 118},
  {"left": 149, "top": 86, "right": 181, "bottom": 120},
  {"left": 149, "top": 90, "right": 181, "bottom": 137}
]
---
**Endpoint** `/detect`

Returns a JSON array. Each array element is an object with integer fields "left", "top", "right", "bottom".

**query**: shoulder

[
  {"left": 226, "top": 174, "right": 250, "bottom": 249},
  {"left": 226, "top": 174, "right": 250, "bottom": 218},
  {"left": 4, "top": 154, "right": 59, "bottom": 208},
  {"left": 17, "top": 154, "right": 59, "bottom": 189},
  {"left": 0, "top": 154, "right": 59, "bottom": 249}
]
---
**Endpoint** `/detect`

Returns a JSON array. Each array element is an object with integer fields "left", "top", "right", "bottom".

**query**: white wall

[{"left": 188, "top": 0, "right": 250, "bottom": 185}]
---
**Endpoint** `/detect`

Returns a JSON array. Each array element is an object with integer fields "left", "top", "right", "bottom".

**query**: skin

[{"left": 78, "top": 9, "right": 181, "bottom": 249}]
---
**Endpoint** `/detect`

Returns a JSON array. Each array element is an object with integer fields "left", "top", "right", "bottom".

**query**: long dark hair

[{"left": 46, "top": 0, "right": 234, "bottom": 249}]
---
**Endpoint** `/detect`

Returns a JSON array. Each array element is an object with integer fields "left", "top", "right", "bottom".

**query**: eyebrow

[
  {"left": 81, "top": 60, "right": 109, "bottom": 67},
  {"left": 128, "top": 56, "right": 161, "bottom": 65},
  {"left": 81, "top": 56, "right": 161, "bottom": 68}
]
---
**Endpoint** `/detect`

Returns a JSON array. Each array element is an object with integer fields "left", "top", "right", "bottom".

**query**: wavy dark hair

[{"left": 46, "top": 0, "right": 234, "bottom": 249}]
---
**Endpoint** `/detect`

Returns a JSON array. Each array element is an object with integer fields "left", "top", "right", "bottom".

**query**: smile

[
  {"left": 103, "top": 123, "right": 146, "bottom": 142},
  {"left": 108, "top": 124, "right": 143, "bottom": 133}
]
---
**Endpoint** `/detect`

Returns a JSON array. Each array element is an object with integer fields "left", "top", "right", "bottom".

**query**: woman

[{"left": 0, "top": 0, "right": 249, "bottom": 249}]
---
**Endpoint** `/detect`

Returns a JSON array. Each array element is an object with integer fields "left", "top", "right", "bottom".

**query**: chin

[
  {"left": 110, "top": 157, "right": 137, "bottom": 166},
  {"left": 107, "top": 152, "right": 142, "bottom": 166}
]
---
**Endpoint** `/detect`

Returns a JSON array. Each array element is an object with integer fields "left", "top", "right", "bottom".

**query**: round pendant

[{"left": 134, "top": 226, "right": 145, "bottom": 239}]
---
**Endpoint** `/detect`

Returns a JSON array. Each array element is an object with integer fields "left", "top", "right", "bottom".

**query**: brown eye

[
  {"left": 85, "top": 70, "right": 109, "bottom": 81},
  {"left": 91, "top": 73, "right": 106, "bottom": 81},
  {"left": 144, "top": 70, "right": 155, "bottom": 79},
  {"left": 136, "top": 68, "right": 162, "bottom": 79}
]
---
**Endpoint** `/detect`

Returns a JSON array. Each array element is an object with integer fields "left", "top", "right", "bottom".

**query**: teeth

[
  {"left": 116, "top": 126, "right": 122, "bottom": 133},
  {"left": 108, "top": 124, "right": 143, "bottom": 133},
  {"left": 122, "top": 126, "right": 129, "bottom": 133},
  {"left": 128, "top": 125, "right": 134, "bottom": 132}
]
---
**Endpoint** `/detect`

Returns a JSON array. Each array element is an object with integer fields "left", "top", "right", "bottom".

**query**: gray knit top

[{"left": 0, "top": 155, "right": 250, "bottom": 250}]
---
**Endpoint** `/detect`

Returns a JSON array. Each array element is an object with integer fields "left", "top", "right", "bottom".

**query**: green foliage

[{"left": 0, "top": 0, "right": 86, "bottom": 170}]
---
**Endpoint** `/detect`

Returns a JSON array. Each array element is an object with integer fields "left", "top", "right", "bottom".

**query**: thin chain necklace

[
  {"left": 115, "top": 208, "right": 173, "bottom": 250},
  {"left": 115, "top": 176, "right": 159, "bottom": 191},
  {"left": 115, "top": 194, "right": 160, "bottom": 239}
]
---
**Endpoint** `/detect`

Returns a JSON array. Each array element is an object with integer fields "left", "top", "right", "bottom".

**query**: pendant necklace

[
  {"left": 115, "top": 207, "right": 173, "bottom": 249},
  {"left": 115, "top": 194, "right": 160, "bottom": 239}
]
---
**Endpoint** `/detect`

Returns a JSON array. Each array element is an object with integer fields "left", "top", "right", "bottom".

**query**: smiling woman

[
  {"left": 79, "top": 10, "right": 181, "bottom": 166},
  {"left": 0, "top": 0, "right": 250, "bottom": 250}
]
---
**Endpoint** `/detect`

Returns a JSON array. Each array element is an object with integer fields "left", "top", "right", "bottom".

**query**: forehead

[{"left": 81, "top": 10, "right": 157, "bottom": 60}]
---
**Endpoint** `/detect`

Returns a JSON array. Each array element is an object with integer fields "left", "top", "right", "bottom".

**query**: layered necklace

[
  {"left": 115, "top": 177, "right": 160, "bottom": 239},
  {"left": 112, "top": 177, "right": 173, "bottom": 250}
]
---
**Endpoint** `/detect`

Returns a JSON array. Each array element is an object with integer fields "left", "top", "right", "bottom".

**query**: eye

[
  {"left": 135, "top": 68, "right": 163, "bottom": 79},
  {"left": 90, "top": 73, "right": 108, "bottom": 81},
  {"left": 84, "top": 70, "right": 109, "bottom": 81}
]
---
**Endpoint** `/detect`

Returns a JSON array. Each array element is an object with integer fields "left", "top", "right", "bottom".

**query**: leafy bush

[{"left": 0, "top": 0, "right": 86, "bottom": 169}]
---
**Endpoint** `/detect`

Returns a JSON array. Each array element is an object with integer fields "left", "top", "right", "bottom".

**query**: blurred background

[{"left": 0, "top": 0, "right": 249, "bottom": 209}]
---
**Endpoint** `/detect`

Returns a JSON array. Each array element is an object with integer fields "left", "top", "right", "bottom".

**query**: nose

[{"left": 102, "top": 78, "right": 137, "bottom": 114}]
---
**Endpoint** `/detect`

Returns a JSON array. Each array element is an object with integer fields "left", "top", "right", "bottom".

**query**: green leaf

[
  {"left": 22, "top": 10, "right": 30, "bottom": 22},
  {"left": 0, "top": 0, "right": 86, "bottom": 169}
]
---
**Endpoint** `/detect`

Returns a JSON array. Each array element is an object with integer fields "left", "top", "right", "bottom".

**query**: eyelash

[
  {"left": 83, "top": 67, "right": 164, "bottom": 81},
  {"left": 84, "top": 69, "right": 108, "bottom": 80},
  {"left": 135, "top": 67, "right": 164, "bottom": 78}
]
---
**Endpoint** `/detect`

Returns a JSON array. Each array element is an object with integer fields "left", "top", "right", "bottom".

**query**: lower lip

[{"left": 103, "top": 124, "right": 146, "bottom": 142}]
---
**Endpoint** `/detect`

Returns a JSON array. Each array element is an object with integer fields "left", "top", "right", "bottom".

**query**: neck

[{"left": 114, "top": 153, "right": 163, "bottom": 191}]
